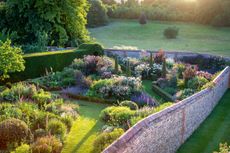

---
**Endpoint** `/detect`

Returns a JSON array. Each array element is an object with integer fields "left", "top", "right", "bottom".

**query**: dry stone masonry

[{"left": 103, "top": 66, "right": 230, "bottom": 153}]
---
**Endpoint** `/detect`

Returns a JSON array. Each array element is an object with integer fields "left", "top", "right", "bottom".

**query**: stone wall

[
  {"left": 105, "top": 49, "right": 230, "bottom": 62},
  {"left": 103, "top": 66, "right": 230, "bottom": 153}
]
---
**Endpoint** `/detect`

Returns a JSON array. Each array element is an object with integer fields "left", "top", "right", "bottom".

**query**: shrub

[
  {"left": 150, "top": 64, "right": 162, "bottom": 81},
  {"left": 139, "top": 12, "right": 147, "bottom": 25},
  {"left": 134, "top": 63, "right": 151, "bottom": 79},
  {"left": 177, "top": 88, "right": 195, "bottom": 100},
  {"left": 164, "top": 27, "right": 179, "bottom": 39},
  {"left": 87, "top": 76, "right": 142, "bottom": 100},
  {"left": 120, "top": 100, "right": 138, "bottom": 110},
  {"left": 92, "top": 128, "right": 124, "bottom": 153},
  {"left": 173, "top": 63, "right": 186, "bottom": 79},
  {"left": 0, "top": 39, "right": 25, "bottom": 80},
  {"left": 214, "top": 143, "right": 230, "bottom": 153},
  {"left": 0, "top": 118, "right": 32, "bottom": 150},
  {"left": 31, "top": 136, "right": 62, "bottom": 153},
  {"left": 100, "top": 106, "right": 135, "bottom": 127},
  {"left": 78, "top": 43, "right": 104, "bottom": 56},
  {"left": 60, "top": 116, "right": 74, "bottom": 130},
  {"left": 187, "top": 76, "right": 209, "bottom": 91},
  {"left": 183, "top": 66, "right": 197, "bottom": 83},
  {"left": 47, "top": 119, "right": 67, "bottom": 141},
  {"left": 154, "top": 49, "right": 165, "bottom": 64},
  {"left": 11, "top": 143, "right": 31, "bottom": 153},
  {"left": 87, "top": 0, "right": 108, "bottom": 27},
  {"left": 34, "top": 129, "right": 47, "bottom": 140},
  {"left": 163, "top": 87, "right": 177, "bottom": 95},
  {"left": 32, "top": 89, "right": 52, "bottom": 108}
]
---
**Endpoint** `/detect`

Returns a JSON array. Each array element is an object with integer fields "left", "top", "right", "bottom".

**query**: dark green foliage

[
  {"left": 139, "top": 12, "right": 147, "bottom": 25},
  {"left": 0, "top": 0, "right": 89, "bottom": 49},
  {"left": 164, "top": 27, "right": 179, "bottom": 39},
  {"left": 78, "top": 43, "right": 104, "bottom": 55},
  {"left": 87, "top": 0, "right": 109, "bottom": 27},
  {"left": 47, "top": 119, "right": 67, "bottom": 141},
  {"left": 92, "top": 128, "right": 124, "bottom": 153},
  {"left": 115, "top": 56, "right": 119, "bottom": 74},
  {"left": 162, "top": 58, "right": 167, "bottom": 78},
  {"left": 100, "top": 106, "right": 135, "bottom": 127},
  {"left": 120, "top": 100, "right": 138, "bottom": 110},
  {"left": 187, "top": 76, "right": 209, "bottom": 91},
  {"left": 1, "top": 47, "right": 104, "bottom": 84},
  {"left": 0, "top": 118, "right": 32, "bottom": 150}
]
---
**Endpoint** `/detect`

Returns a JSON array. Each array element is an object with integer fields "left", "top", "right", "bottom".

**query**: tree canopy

[{"left": 0, "top": 40, "right": 25, "bottom": 80}]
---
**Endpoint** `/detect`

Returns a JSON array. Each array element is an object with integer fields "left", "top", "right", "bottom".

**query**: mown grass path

[
  {"left": 177, "top": 90, "right": 230, "bottom": 153},
  {"left": 62, "top": 100, "right": 109, "bottom": 153}
]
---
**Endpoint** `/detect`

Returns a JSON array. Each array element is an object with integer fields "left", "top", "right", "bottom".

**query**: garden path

[
  {"left": 177, "top": 90, "right": 230, "bottom": 153},
  {"left": 62, "top": 100, "right": 109, "bottom": 153}
]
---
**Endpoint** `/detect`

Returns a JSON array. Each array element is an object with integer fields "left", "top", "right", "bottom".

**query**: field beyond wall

[{"left": 89, "top": 19, "right": 230, "bottom": 57}]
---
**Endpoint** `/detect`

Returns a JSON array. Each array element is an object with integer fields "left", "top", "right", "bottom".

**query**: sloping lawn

[
  {"left": 142, "top": 80, "right": 165, "bottom": 103},
  {"left": 177, "top": 90, "right": 230, "bottom": 153},
  {"left": 89, "top": 19, "right": 230, "bottom": 57},
  {"left": 62, "top": 100, "right": 109, "bottom": 153}
]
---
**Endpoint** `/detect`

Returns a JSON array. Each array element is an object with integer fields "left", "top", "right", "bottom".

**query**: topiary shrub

[
  {"left": 47, "top": 119, "right": 67, "bottom": 141},
  {"left": 92, "top": 128, "right": 124, "bottom": 153},
  {"left": 78, "top": 43, "right": 104, "bottom": 56},
  {"left": 164, "top": 27, "right": 179, "bottom": 39},
  {"left": 31, "top": 136, "right": 62, "bottom": 153},
  {"left": 120, "top": 100, "right": 138, "bottom": 110},
  {"left": 100, "top": 106, "right": 135, "bottom": 128},
  {"left": 87, "top": 0, "right": 108, "bottom": 28},
  {"left": 0, "top": 118, "right": 32, "bottom": 150},
  {"left": 139, "top": 12, "right": 147, "bottom": 25}
]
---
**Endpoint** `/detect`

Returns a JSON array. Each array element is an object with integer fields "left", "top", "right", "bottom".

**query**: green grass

[
  {"left": 89, "top": 19, "right": 230, "bottom": 57},
  {"left": 62, "top": 100, "right": 109, "bottom": 153},
  {"left": 142, "top": 80, "right": 165, "bottom": 103},
  {"left": 177, "top": 90, "right": 230, "bottom": 153}
]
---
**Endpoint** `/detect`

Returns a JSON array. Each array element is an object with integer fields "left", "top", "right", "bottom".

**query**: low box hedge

[
  {"left": 1, "top": 43, "right": 104, "bottom": 84},
  {"left": 152, "top": 84, "right": 175, "bottom": 102}
]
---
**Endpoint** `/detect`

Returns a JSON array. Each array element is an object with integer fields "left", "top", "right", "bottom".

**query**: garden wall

[
  {"left": 103, "top": 66, "right": 230, "bottom": 153},
  {"left": 105, "top": 49, "right": 230, "bottom": 62}
]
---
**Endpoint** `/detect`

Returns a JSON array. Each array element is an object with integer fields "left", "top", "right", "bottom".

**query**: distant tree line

[{"left": 100, "top": 0, "right": 230, "bottom": 27}]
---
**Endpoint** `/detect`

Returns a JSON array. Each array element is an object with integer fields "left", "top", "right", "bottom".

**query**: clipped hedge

[
  {"left": 1, "top": 44, "right": 104, "bottom": 84},
  {"left": 152, "top": 84, "right": 175, "bottom": 102}
]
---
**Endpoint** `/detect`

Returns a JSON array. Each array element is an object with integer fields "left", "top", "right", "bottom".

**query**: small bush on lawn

[
  {"left": 31, "top": 136, "right": 62, "bottom": 153},
  {"left": 92, "top": 128, "right": 124, "bottom": 153},
  {"left": 0, "top": 118, "right": 32, "bottom": 150},
  {"left": 164, "top": 27, "right": 179, "bottom": 39},
  {"left": 11, "top": 143, "right": 31, "bottom": 153},
  {"left": 120, "top": 100, "right": 138, "bottom": 110},
  {"left": 47, "top": 119, "right": 67, "bottom": 141},
  {"left": 100, "top": 106, "right": 135, "bottom": 127},
  {"left": 139, "top": 12, "right": 147, "bottom": 25}
]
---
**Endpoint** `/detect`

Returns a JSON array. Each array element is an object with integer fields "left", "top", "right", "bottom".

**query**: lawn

[
  {"left": 62, "top": 100, "right": 109, "bottom": 153},
  {"left": 177, "top": 90, "right": 230, "bottom": 153},
  {"left": 142, "top": 80, "right": 165, "bottom": 104},
  {"left": 89, "top": 19, "right": 230, "bottom": 57}
]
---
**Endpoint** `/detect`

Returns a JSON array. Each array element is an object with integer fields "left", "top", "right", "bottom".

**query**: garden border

[{"left": 103, "top": 66, "right": 230, "bottom": 153}]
